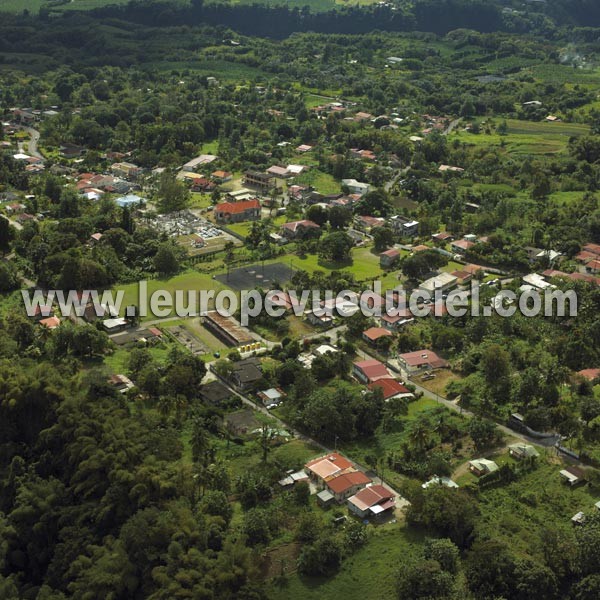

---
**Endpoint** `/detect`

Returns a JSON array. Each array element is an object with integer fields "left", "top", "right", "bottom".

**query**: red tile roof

[
  {"left": 380, "top": 249, "right": 400, "bottom": 258},
  {"left": 362, "top": 327, "right": 393, "bottom": 342},
  {"left": 327, "top": 471, "right": 371, "bottom": 494},
  {"left": 281, "top": 220, "right": 320, "bottom": 233},
  {"left": 583, "top": 243, "right": 600, "bottom": 256},
  {"left": 353, "top": 359, "right": 390, "bottom": 382},
  {"left": 215, "top": 199, "right": 260, "bottom": 214},
  {"left": 399, "top": 350, "right": 448, "bottom": 369},
  {"left": 349, "top": 484, "right": 394, "bottom": 510},
  {"left": 305, "top": 452, "right": 353, "bottom": 475},
  {"left": 368, "top": 378, "right": 411, "bottom": 400},
  {"left": 578, "top": 368, "right": 600, "bottom": 381}
]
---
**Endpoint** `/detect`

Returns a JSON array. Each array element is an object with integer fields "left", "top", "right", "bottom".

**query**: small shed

[{"left": 316, "top": 489, "right": 335, "bottom": 508}]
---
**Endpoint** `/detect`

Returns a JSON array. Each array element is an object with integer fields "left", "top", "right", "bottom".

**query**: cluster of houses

[{"left": 301, "top": 452, "right": 397, "bottom": 519}]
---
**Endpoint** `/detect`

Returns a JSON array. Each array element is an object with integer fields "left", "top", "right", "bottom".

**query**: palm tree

[{"left": 408, "top": 419, "right": 432, "bottom": 454}]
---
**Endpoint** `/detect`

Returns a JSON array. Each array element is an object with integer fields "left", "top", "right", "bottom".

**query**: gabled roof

[
  {"left": 452, "top": 239, "right": 475, "bottom": 250},
  {"left": 348, "top": 485, "right": 394, "bottom": 511},
  {"left": 398, "top": 350, "right": 448, "bottom": 369},
  {"left": 362, "top": 327, "right": 393, "bottom": 342},
  {"left": 215, "top": 199, "right": 260, "bottom": 214},
  {"left": 327, "top": 471, "right": 371, "bottom": 494},
  {"left": 281, "top": 220, "right": 320, "bottom": 233},
  {"left": 578, "top": 368, "right": 600, "bottom": 381},
  {"left": 368, "top": 378, "right": 411, "bottom": 400},
  {"left": 39, "top": 316, "right": 61, "bottom": 329},
  {"left": 353, "top": 359, "right": 390, "bottom": 381},
  {"left": 306, "top": 453, "right": 353, "bottom": 479},
  {"left": 380, "top": 248, "right": 400, "bottom": 258}
]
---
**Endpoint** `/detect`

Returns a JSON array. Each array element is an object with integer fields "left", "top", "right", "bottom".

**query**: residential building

[
  {"left": 39, "top": 316, "right": 61, "bottom": 329},
  {"left": 305, "top": 453, "right": 354, "bottom": 487},
  {"left": 577, "top": 368, "right": 600, "bottom": 382},
  {"left": 560, "top": 466, "right": 587, "bottom": 486},
  {"left": 199, "top": 381, "right": 234, "bottom": 407},
  {"left": 352, "top": 359, "right": 391, "bottom": 384},
  {"left": 355, "top": 215, "right": 385, "bottom": 231},
  {"left": 266, "top": 165, "right": 290, "bottom": 178},
  {"left": 508, "top": 444, "right": 540, "bottom": 460},
  {"left": 211, "top": 170, "right": 232, "bottom": 183},
  {"left": 451, "top": 239, "right": 475, "bottom": 254},
  {"left": 380, "top": 248, "right": 400, "bottom": 268},
  {"left": 214, "top": 199, "right": 261, "bottom": 224},
  {"left": 224, "top": 408, "right": 260, "bottom": 436},
  {"left": 280, "top": 219, "right": 321, "bottom": 240},
  {"left": 257, "top": 387, "right": 285, "bottom": 406},
  {"left": 362, "top": 327, "right": 393, "bottom": 345},
  {"left": 397, "top": 350, "right": 448, "bottom": 374},
  {"left": 422, "top": 476, "right": 459, "bottom": 489},
  {"left": 469, "top": 458, "right": 499, "bottom": 476},
  {"left": 389, "top": 215, "right": 419, "bottom": 237},
  {"left": 326, "top": 471, "right": 371, "bottom": 502},
  {"left": 110, "top": 162, "right": 141, "bottom": 180},
  {"left": 230, "top": 358, "right": 263, "bottom": 392},
  {"left": 347, "top": 485, "right": 396, "bottom": 519},
  {"left": 451, "top": 270, "right": 473, "bottom": 285},
  {"left": 108, "top": 374, "right": 134, "bottom": 394},
  {"left": 432, "top": 232, "right": 454, "bottom": 243},
  {"left": 342, "top": 178, "right": 370, "bottom": 196},
  {"left": 367, "top": 378, "right": 413, "bottom": 402}
]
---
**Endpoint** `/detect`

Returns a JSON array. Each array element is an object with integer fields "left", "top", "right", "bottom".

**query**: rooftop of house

[
  {"left": 353, "top": 358, "right": 390, "bottom": 380},
  {"left": 362, "top": 327, "right": 393, "bottom": 342},
  {"left": 348, "top": 485, "right": 394, "bottom": 511},
  {"left": 305, "top": 453, "right": 353, "bottom": 479},
  {"left": 398, "top": 349, "right": 447, "bottom": 368},
  {"left": 577, "top": 368, "right": 600, "bottom": 381},
  {"left": 327, "top": 470, "right": 371, "bottom": 494},
  {"left": 368, "top": 378, "right": 411, "bottom": 400},
  {"left": 215, "top": 199, "right": 260, "bottom": 214},
  {"left": 380, "top": 248, "right": 400, "bottom": 258},
  {"left": 281, "top": 219, "right": 320, "bottom": 232}
]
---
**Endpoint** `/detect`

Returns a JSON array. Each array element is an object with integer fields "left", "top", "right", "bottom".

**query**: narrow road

[
  {"left": 17, "top": 125, "right": 44, "bottom": 159},
  {"left": 214, "top": 373, "right": 404, "bottom": 498},
  {"left": 357, "top": 345, "right": 560, "bottom": 449},
  {"left": 443, "top": 118, "right": 462, "bottom": 136}
]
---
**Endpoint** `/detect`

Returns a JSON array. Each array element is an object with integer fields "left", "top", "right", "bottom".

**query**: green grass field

[
  {"left": 0, "top": 0, "right": 132, "bottom": 13},
  {"left": 449, "top": 118, "right": 589, "bottom": 156},
  {"left": 113, "top": 269, "right": 229, "bottom": 320},
  {"left": 268, "top": 526, "right": 424, "bottom": 600}
]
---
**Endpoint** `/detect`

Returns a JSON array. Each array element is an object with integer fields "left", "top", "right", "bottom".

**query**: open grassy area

[
  {"left": 293, "top": 169, "right": 342, "bottom": 195},
  {"left": 449, "top": 118, "right": 589, "bottom": 156},
  {"left": 268, "top": 526, "right": 424, "bottom": 600},
  {"left": 113, "top": 269, "right": 229, "bottom": 320},
  {"left": 475, "top": 459, "right": 600, "bottom": 558},
  {"left": 0, "top": 0, "right": 133, "bottom": 13}
]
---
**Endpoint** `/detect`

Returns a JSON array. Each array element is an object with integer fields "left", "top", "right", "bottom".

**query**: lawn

[
  {"left": 113, "top": 269, "right": 229, "bottom": 321},
  {"left": 102, "top": 342, "right": 173, "bottom": 375},
  {"left": 449, "top": 118, "right": 589, "bottom": 156},
  {"left": 293, "top": 169, "right": 342, "bottom": 195}
]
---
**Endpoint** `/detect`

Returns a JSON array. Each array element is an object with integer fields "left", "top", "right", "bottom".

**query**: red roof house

[
  {"left": 215, "top": 199, "right": 261, "bottom": 223},
  {"left": 368, "top": 378, "right": 413, "bottom": 401},
  {"left": 352, "top": 359, "right": 391, "bottom": 383}
]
